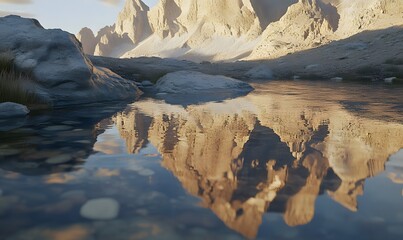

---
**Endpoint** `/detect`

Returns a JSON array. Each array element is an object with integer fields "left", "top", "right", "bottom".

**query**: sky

[{"left": 0, "top": 0, "right": 159, "bottom": 34}]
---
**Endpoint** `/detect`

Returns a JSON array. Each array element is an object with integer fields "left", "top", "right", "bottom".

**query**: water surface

[{"left": 1, "top": 81, "right": 403, "bottom": 240}]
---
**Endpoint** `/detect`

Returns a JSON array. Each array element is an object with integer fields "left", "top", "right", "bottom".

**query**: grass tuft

[{"left": 0, "top": 53, "right": 49, "bottom": 108}]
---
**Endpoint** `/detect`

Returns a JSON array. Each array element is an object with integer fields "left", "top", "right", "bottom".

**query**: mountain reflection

[{"left": 113, "top": 82, "right": 403, "bottom": 238}]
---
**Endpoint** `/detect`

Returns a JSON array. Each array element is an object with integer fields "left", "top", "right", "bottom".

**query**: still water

[{"left": 0, "top": 81, "right": 402, "bottom": 240}]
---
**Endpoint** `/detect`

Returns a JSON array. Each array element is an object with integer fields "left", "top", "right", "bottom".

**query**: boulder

[
  {"left": 0, "top": 15, "right": 141, "bottom": 106},
  {"left": 156, "top": 71, "right": 253, "bottom": 94},
  {"left": 154, "top": 71, "right": 253, "bottom": 105},
  {"left": 0, "top": 102, "right": 29, "bottom": 118}
]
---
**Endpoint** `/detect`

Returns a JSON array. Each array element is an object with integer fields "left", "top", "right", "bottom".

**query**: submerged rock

[
  {"left": 0, "top": 15, "right": 142, "bottom": 106},
  {"left": 0, "top": 102, "right": 29, "bottom": 118},
  {"left": 80, "top": 198, "right": 120, "bottom": 220}
]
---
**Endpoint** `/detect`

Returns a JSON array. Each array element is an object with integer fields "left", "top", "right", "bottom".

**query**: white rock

[
  {"left": 384, "top": 77, "right": 397, "bottom": 83},
  {"left": 0, "top": 102, "right": 29, "bottom": 118},
  {"left": 0, "top": 16, "right": 141, "bottom": 106},
  {"left": 245, "top": 64, "right": 274, "bottom": 79},
  {"left": 80, "top": 198, "right": 120, "bottom": 220},
  {"left": 155, "top": 71, "right": 253, "bottom": 94}
]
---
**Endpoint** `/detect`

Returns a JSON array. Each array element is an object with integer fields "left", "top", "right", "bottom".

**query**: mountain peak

[{"left": 115, "top": 0, "right": 151, "bottom": 43}]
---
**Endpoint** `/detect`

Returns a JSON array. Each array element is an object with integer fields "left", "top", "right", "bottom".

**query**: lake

[{"left": 1, "top": 80, "right": 402, "bottom": 240}]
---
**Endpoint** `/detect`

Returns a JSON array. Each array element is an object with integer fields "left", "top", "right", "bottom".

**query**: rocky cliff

[{"left": 78, "top": 0, "right": 403, "bottom": 61}]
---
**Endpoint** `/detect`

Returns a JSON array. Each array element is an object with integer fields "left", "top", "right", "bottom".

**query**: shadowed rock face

[
  {"left": 0, "top": 16, "right": 142, "bottom": 106},
  {"left": 112, "top": 82, "right": 403, "bottom": 238}
]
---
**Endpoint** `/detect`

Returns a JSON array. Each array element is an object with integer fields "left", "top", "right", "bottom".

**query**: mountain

[{"left": 77, "top": 0, "right": 403, "bottom": 61}]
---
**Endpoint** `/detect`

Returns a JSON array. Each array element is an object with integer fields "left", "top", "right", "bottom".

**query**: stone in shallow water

[
  {"left": 80, "top": 198, "right": 120, "bottom": 220},
  {"left": 45, "top": 154, "right": 72, "bottom": 164}
]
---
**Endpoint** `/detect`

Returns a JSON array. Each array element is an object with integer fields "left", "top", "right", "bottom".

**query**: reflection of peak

[
  {"left": 113, "top": 108, "right": 152, "bottom": 154},
  {"left": 112, "top": 84, "right": 403, "bottom": 237}
]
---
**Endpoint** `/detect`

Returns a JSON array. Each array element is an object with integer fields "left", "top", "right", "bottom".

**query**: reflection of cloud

[
  {"left": 100, "top": 0, "right": 121, "bottom": 6},
  {"left": 0, "top": 10, "right": 34, "bottom": 18},
  {"left": 0, "top": 0, "right": 32, "bottom": 4},
  {"left": 45, "top": 173, "right": 77, "bottom": 184},
  {"left": 93, "top": 139, "right": 122, "bottom": 154},
  {"left": 388, "top": 173, "right": 403, "bottom": 184},
  {"left": 43, "top": 225, "right": 90, "bottom": 240},
  {"left": 95, "top": 168, "right": 120, "bottom": 177}
]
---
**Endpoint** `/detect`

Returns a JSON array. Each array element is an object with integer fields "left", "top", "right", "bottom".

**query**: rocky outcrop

[
  {"left": 93, "top": 25, "right": 134, "bottom": 57},
  {"left": 76, "top": 27, "right": 97, "bottom": 55},
  {"left": 0, "top": 15, "right": 141, "bottom": 106},
  {"left": 77, "top": 0, "right": 150, "bottom": 57},
  {"left": 115, "top": 0, "right": 151, "bottom": 43},
  {"left": 250, "top": 0, "right": 338, "bottom": 59}
]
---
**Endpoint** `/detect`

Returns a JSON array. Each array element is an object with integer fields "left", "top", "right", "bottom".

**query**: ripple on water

[
  {"left": 43, "top": 125, "right": 73, "bottom": 131},
  {"left": 45, "top": 154, "right": 73, "bottom": 164}
]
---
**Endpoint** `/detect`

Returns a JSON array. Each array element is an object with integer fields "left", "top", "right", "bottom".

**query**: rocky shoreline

[{"left": 90, "top": 25, "right": 403, "bottom": 84}]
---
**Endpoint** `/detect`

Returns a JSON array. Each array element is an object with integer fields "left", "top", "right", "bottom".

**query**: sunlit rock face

[
  {"left": 76, "top": 27, "right": 96, "bottom": 55},
  {"left": 78, "top": 0, "right": 403, "bottom": 61},
  {"left": 115, "top": 0, "right": 151, "bottom": 43},
  {"left": 250, "top": 0, "right": 338, "bottom": 59},
  {"left": 112, "top": 82, "right": 403, "bottom": 238}
]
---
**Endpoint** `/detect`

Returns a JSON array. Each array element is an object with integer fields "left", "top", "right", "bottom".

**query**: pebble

[
  {"left": 0, "top": 149, "right": 20, "bottom": 156},
  {"left": 43, "top": 125, "right": 73, "bottom": 131},
  {"left": 80, "top": 198, "right": 120, "bottom": 220},
  {"left": 46, "top": 154, "right": 72, "bottom": 164},
  {"left": 138, "top": 169, "right": 155, "bottom": 177}
]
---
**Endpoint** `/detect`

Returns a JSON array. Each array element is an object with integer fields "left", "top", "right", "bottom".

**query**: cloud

[
  {"left": 0, "top": 0, "right": 32, "bottom": 4},
  {"left": 100, "top": 0, "right": 121, "bottom": 6}
]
